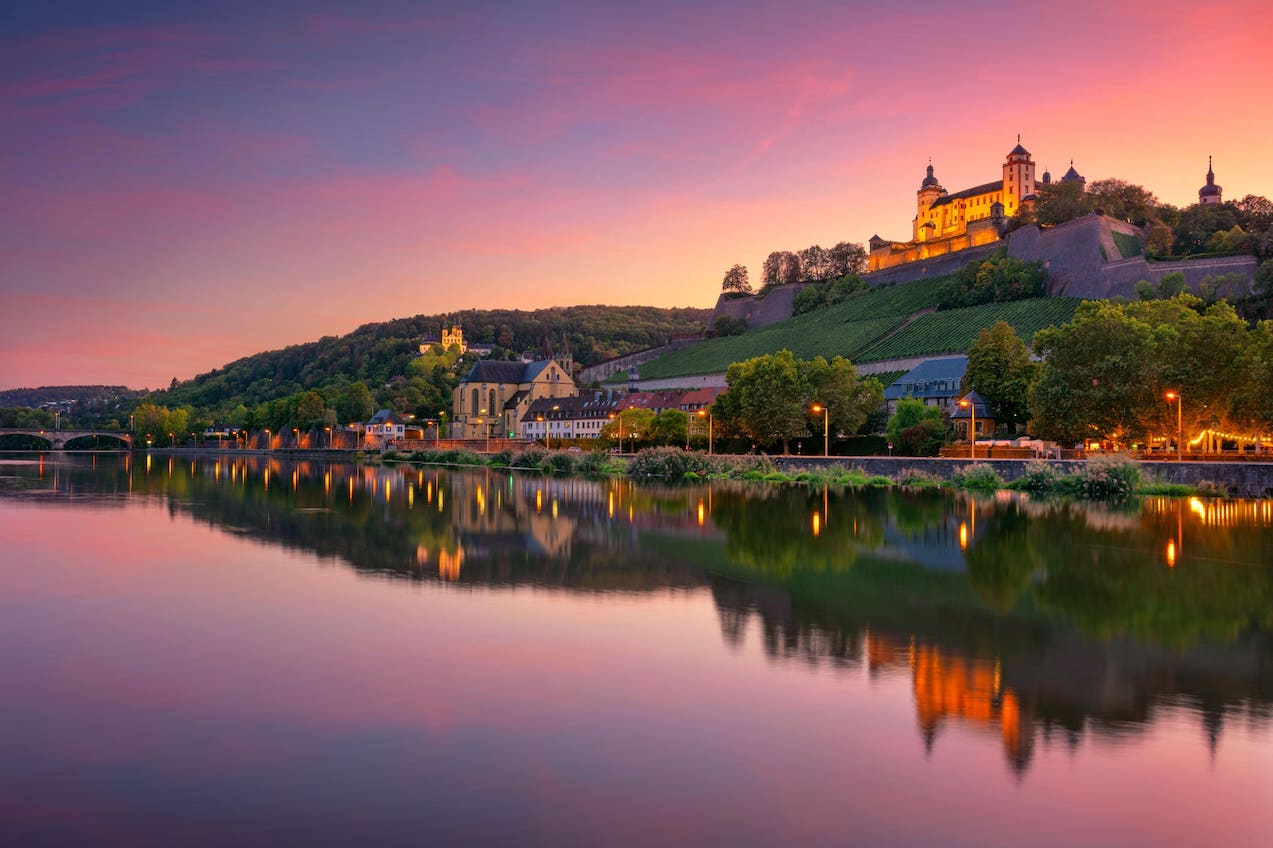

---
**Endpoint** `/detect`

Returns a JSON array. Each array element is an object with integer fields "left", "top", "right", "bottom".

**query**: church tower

[
  {"left": 1199, "top": 157, "right": 1223, "bottom": 205},
  {"left": 1002, "top": 136, "right": 1035, "bottom": 216}
]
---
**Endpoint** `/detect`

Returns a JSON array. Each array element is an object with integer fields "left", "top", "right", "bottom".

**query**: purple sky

[{"left": 3, "top": 0, "right": 1271, "bottom": 388}]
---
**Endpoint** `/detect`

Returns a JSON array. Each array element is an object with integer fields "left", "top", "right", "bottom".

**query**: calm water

[{"left": 1, "top": 453, "right": 1270, "bottom": 847}]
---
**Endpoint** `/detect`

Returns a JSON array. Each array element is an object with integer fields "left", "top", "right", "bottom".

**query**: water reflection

[{"left": 2, "top": 453, "right": 1271, "bottom": 779}]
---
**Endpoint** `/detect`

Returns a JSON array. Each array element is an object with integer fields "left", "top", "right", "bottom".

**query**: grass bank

[{"left": 380, "top": 446, "right": 1218, "bottom": 500}]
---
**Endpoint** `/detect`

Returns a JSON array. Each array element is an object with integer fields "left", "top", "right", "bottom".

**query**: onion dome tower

[{"left": 1199, "top": 157, "right": 1222, "bottom": 205}]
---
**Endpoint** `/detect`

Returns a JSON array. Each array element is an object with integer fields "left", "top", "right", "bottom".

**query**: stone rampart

[{"left": 709, "top": 284, "right": 809, "bottom": 333}]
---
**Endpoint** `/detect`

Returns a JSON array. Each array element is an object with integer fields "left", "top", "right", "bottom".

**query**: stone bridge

[{"left": 0, "top": 428, "right": 134, "bottom": 450}]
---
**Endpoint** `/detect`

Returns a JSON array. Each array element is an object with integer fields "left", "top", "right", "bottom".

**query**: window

[
  {"left": 471, "top": 389, "right": 479, "bottom": 416},
  {"left": 489, "top": 390, "right": 497, "bottom": 416}
]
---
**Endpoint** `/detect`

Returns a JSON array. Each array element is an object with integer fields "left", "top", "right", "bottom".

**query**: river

[{"left": 1, "top": 453, "right": 1270, "bottom": 847}]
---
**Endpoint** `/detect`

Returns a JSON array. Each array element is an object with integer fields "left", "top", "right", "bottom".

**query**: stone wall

[
  {"left": 577, "top": 336, "right": 703, "bottom": 385},
  {"left": 863, "top": 242, "right": 1002, "bottom": 287},
  {"left": 767, "top": 455, "right": 1273, "bottom": 498},
  {"left": 709, "top": 284, "right": 809, "bottom": 333}
]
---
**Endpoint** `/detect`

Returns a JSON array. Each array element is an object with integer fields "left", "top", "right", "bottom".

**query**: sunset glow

[{"left": 3, "top": 1, "right": 1272, "bottom": 387}]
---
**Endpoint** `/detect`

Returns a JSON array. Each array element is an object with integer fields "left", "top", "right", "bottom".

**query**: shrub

[
  {"left": 547, "top": 452, "right": 577, "bottom": 474},
  {"left": 1194, "top": 479, "right": 1228, "bottom": 498},
  {"left": 627, "top": 447, "right": 714, "bottom": 478},
  {"left": 951, "top": 463, "right": 1004, "bottom": 490},
  {"left": 1077, "top": 455, "right": 1141, "bottom": 499},
  {"left": 1013, "top": 459, "right": 1062, "bottom": 493},
  {"left": 489, "top": 449, "right": 513, "bottom": 467},
  {"left": 575, "top": 451, "right": 613, "bottom": 476},
  {"left": 897, "top": 467, "right": 942, "bottom": 487},
  {"left": 412, "top": 448, "right": 485, "bottom": 466},
  {"left": 510, "top": 446, "right": 549, "bottom": 472}
]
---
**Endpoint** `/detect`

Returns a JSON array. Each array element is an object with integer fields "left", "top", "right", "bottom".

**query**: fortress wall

[
  {"left": 709, "top": 284, "right": 808, "bottom": 332},
  {"left": 863, "top": 242, "right": 1001, "bottom": 287}
]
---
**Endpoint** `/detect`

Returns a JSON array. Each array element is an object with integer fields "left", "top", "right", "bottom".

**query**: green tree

[
  {"left": 965, "top": 321, "right": 1039, "bottom": 430},
  {"left": 295, "top": 391, "right": 327, "bottom": 428},
  {"left": 1033, "top": 181, "right": 1089, "bottom": 226},
  {"left": 648, "top": 409, "right": 689, "bottom": 447},
  {"left": 600, "top": 408, "right": 655, "bottom": 448},
  {"left": 1085, "top": 179, "right": 1161, "bottom": 225},
  {"left": 1029, "top": 301, "right": 1157, "bottom": 445},
  {"left": 886, "top": 399, "right": 945, "bottom": 456},
  {"left": 801, "top": 355, "right": 882, "bottom": 440},
  {"left": 336, "top": 382, "right": 374, "bottom": 425},
  {"left": 725, "top": 350, "right": 808, "bottom": 452}
]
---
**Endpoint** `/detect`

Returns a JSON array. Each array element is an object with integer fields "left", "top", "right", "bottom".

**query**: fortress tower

[{"left": 1001, "top": 136, "right": 1036, "bottom": 217}]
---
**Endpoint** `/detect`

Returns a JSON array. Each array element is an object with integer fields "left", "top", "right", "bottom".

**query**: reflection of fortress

[{"left": 22, "top": 455, "right": 1270, "bottom": 778}]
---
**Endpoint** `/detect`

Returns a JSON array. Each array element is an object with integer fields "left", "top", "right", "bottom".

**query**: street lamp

[
  {"left": 1165, "top": 390, "right": 1183, "bottom": 460},
  {"left": 536, "top": 415, "right": 548, "bottom": 449},
  {"left": 326, "top": 426, "right": 332, "bottom": 449},
  {"left": 697, "top": 409, "right": 713, "bottom": 455},
  {"left": 608, "top": 412, "right": 623, "bottom": 453},
  {"left": 958, "top": 396, "right": 976, "bottom": 460},
  {"left": 265, "top": 428, "right": 271, "bottom": 451},
  {"left": 810, "top": 404, "right": 829, "bottom": 457},
  {"left": 293, "top": 427, "right": 300, "bottom": 450}
]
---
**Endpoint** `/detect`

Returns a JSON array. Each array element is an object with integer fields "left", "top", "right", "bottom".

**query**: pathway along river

[{"left": 1, "top": 453, "right": 1270, "bottom": 847}]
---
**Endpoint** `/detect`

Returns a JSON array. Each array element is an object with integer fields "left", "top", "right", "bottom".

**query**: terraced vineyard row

[
  {"left": 635, "top": 315, "right": 898, "bottom": 380},
  {"left": 855, "top": 298, "right": 1081, "bottom": 363},
  {"left": 842, "top": 275, "right": 949, "bottom": 320}
]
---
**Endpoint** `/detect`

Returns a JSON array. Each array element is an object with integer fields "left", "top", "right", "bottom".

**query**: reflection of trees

[
  {"left": 7, "top": 455, "right": 1272, "bottom": 778},
  {"left": 708, "top": 485, "right": 884, "bottom": 577},
  {"left": 964, "top": 504, "right": 1038, "bottom": 612}
]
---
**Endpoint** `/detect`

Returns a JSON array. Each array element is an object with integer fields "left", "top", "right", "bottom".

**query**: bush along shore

[{"left": 377, "top": 447, "right": 1223, "bottom": 500}]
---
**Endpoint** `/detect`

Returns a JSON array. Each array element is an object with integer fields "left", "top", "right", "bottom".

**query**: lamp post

[
  {"left": 265, "top": 428, "right": 271, "bottom": 451},
  {"left": 958, "top": 396, "right": 976, "bottom": 459},
  {"left": 811, "top": 404, "right": 829, "bottom": 457},
  {"left": 697, "top": 409, "right": 712, "bottom": 455},
  {"left": 608, "top": 412, "right": 624, "bottom": 453},
  {"left": 293, "top": 427, "right": 300, "bottom": 450},
  {"left": 1165, "top": 390, "right": 1183, "bottom": 460},
  {"left": 326, "top": 426, "right": 332, "bottom": 450},
  {"left": 537, "top": 415, "right": 548, "bottom": 449}
]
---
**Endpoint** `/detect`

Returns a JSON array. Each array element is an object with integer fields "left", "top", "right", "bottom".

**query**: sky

[{"left": 3, "top": 0, "right": 1272, "bottom": 389}]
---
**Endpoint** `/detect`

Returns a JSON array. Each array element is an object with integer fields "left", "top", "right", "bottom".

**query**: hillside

[
  {"left": 627, "top": 277, "right": 1079, "bottom": 382},
  {"left": 154, "top": 305, "right": 709, "bottom": 418}
]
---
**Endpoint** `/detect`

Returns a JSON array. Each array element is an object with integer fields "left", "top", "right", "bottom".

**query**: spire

[{"left": 1207, "top": 155, "right": 1215, "bottom": 183}]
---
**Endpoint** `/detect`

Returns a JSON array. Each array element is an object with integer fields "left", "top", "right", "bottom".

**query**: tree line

[{"left": 720, "top": 242, "right": 868, "bottom": 297}]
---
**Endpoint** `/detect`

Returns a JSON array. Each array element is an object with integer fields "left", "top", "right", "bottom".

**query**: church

[{"left": 868, "top": 138, "right": 1084, "bottom": 272}]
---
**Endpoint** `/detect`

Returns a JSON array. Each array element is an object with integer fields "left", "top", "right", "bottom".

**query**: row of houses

[
  {"left": 447, "top": 353, "right": 991, "bottom": 444},
  {"left": 517, "top": 388, "right": 722, "bottom": 441}
]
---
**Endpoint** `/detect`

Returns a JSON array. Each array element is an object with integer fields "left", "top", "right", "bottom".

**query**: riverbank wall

[{"left": 768, "top": 456, "right": 1273, "bottom": 498}]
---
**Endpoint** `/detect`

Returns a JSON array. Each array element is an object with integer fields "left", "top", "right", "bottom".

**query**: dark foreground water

[{"left": 1, "top": 453, "right": 1270, "bottom": 847}]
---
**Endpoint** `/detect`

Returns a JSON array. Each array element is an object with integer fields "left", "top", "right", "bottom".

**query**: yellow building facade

[{"left": 869, "top": 139, "right": 1083, "bottom": 272}]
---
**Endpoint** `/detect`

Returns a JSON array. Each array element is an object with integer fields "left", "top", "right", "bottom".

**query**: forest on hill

[{"left": 148, "top": 305, "right": 709, "bottom": 425}]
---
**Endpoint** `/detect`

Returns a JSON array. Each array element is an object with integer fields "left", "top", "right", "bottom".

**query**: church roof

[
  {"left": 1009, "top": 143, "right": 1030, "bottom": 156},
  {"left": 1200, "top": 158, "right": 1221, "bottom": 196},
  {"left": 1061, "top": 164, "right": 1084, "bottom": 182},
  {"left": 929, "top": 180, "right": 1002, "bottom": 208}
]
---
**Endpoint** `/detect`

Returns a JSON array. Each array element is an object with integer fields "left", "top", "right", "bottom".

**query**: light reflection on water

[{"left": 1, "top": 452, "right": 1271, "bottom": 847}]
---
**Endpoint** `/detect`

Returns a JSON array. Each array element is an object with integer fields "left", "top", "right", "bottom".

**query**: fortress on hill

[
  {"left": 709, "top": 139, "right": 1254, "bottom": 334},
  {"left": 869, "top": 138, "right": 1087, "bottom": 272}
]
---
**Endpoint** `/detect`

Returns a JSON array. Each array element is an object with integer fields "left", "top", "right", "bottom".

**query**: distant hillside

[
  {"left": 0, "top": 385, "right": 142, "bottom": 407},
  {"left": 154, "top": 305, "right": 709, "bottom": 418}
]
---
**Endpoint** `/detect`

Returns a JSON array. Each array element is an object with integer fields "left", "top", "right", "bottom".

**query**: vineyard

[
  {"left": 634, "top": 315, "right": 898, "bottom": 380},
  {"left": 855, "top": 298, "right": 1082, "bottom": 363},
  {"left": 625, "top": 270, "right": 1081, "bottom": 383}
]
